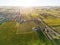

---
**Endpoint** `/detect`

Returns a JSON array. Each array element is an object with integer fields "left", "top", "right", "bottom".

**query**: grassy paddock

[
  {"left": 0, "top": 22, "right": 46, "bottom": 45},
  {"left": 0, "top": 21, "right": 55, "bottom": 45}
]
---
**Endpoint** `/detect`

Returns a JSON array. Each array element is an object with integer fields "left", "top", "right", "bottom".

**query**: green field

[
  {"left": 0, "top": 21, "right": 57, "bottom": 45},
  {"left": 43, "top": 18, "right": 60, "bottom": 33}
]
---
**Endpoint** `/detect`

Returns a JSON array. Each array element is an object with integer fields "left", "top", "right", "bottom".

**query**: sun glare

[
  {"left": 12, "top": 0, "right": 39, "bottom": 7},
  {"left": 15, "top": 0, "right": 36, "bottom": 7}
]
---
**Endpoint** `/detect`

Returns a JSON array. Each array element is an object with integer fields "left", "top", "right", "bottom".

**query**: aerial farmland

[{"left": 0, "top": 6, "right": 60, "bottom": 45}]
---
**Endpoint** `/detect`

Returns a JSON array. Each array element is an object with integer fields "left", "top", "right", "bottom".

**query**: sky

[{"left": 0, "top": 0, "right": 60, "bottom": 7}]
